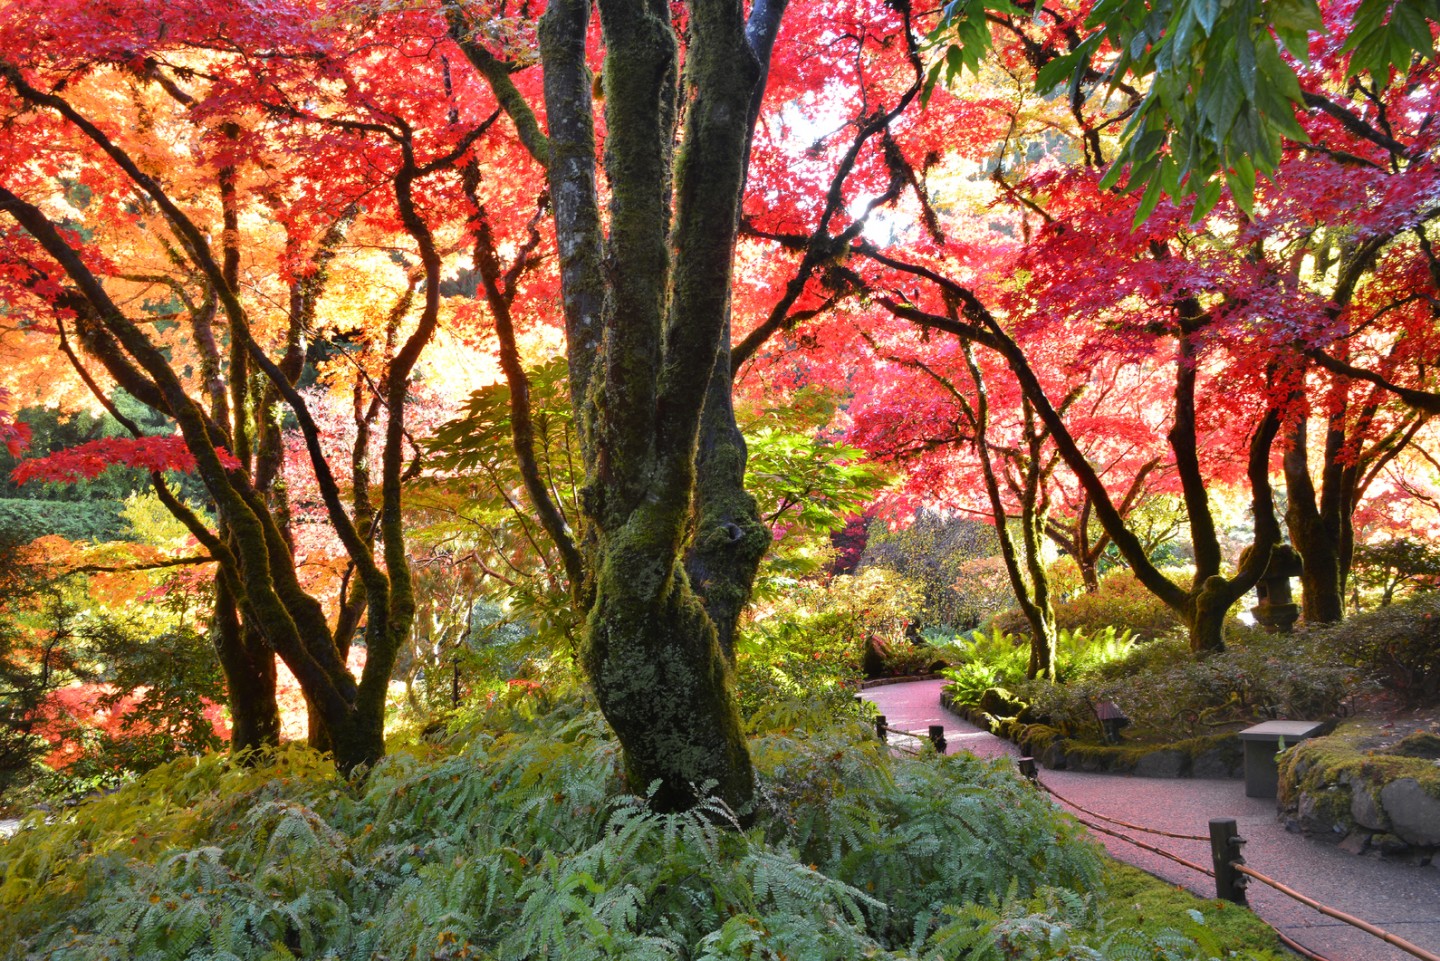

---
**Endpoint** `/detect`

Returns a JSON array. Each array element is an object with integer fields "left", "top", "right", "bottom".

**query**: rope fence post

[
  {"left": 875, "top": 715, "right": 888, "bottom": 743},
  {"left": 1210, "top": 818, "right": 1247, "bottom": 906},
  {"left": 1017, "top": 757, "right": 1038, "bottom": 783},
  {"left": 928, "top": 725, "right": 946, "bottom": 753}
]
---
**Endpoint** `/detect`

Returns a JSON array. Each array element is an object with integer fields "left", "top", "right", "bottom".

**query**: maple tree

[
  {"left": 0, "top": 0, "right": 526, "bottom": 771},
  {"left": 843, "top": 328, "right": 1179, "bottom": 674},
  {"left": 739, "top": 0, "right": 1440, "bottom": 657}
]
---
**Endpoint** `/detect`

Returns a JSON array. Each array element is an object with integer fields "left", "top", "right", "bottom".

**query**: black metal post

[
  {"left": 1017, "top": 757, "right": 1038, "bottom": 782},
  {"left": 876, "top": 715, "right": 888, "bottom": 742},
  {"left": 1210, "top": 818, "right": 1248, "bottom": 905},
  {"left": 929, "top": 725, "right": 946, "bottom": 753}
]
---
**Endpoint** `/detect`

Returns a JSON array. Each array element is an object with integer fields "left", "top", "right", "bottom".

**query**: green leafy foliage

[
  {"left": 420, "top": 357, "right": 584, "bottom": 649},
  {"left": 861, "top": 512, "right": 1008, "bottom": 630},
  {"left": 745, "top": 427, "right": 890, "bottom": 594},
  {"left": 938, "top": 625, "right": 1138, "bottom": 704},
  {"left": 0, "top": 499, "right": 129, "bottom": 544},
  {"left": 926, "top": 0, "right": 1440, "bottom": 215},
  {"left": 1308, "top": 593, "right": 1440, "bottom": 704},
  {"left": 1013, "top": 628, "right": 1358, "bottom": 740},
  {"left": 737, "top": 568, "right": 927, "bottom": 720},
  {"left": 993, "top": 570, "right": 1186, "bottom": 641},
  {"left": 0, "top": 697, "right": 1107, "bottom": 960},
  {"left": 1350, "top": 538, "right": 1440, "bottom": 610}
]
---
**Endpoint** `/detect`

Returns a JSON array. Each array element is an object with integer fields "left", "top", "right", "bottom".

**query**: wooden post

[
  {"left": 929, "top": 725, "right": 946, "bottom": 754},
  {"left": 875, "top": 715, "right": 888, "bottom": 742},
  {"left": 1210, "top": 818, "right": 1247, "bottom": 905},
  {"left": 1017, "top": 756, "right": 1038, "bottom": 782}
]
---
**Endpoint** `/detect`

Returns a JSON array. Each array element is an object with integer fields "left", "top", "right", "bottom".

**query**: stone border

[
  {"left": 1277, "top": 723, "right": 1440, "bottom": 863},
  {"left": 941, "top": 691, "right": 1244, "bottom": 779}
]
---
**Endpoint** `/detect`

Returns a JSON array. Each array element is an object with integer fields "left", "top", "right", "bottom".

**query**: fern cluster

[{"left": 2, "top": 696, "right": 1254, "bottom": 960}]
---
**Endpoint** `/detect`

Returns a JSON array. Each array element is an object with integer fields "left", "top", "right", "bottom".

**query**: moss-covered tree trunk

[
  {"left": 1283, "top": 380, "right": 1418, "bottom": 625},
  {"left": 487, "top": 0, "right": 787, "bottom": 812},
  {"left": 684, "top": 328, "right": 772, "bottom": 664},
  {"left": 211, "top": 580, "right": 281, "bottom": 755},
  {"left": 1284, "top": 410, "right": 1348, "bottom": 624}
]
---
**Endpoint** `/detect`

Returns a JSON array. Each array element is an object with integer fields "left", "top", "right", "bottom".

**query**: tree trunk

[
  {"left": 587, "top": 520, "right": 754, "bottom": 811},
  {"left": 1283, "top": 416, "right": 1346, "bottom": 623},
  {"left": 1289, "top": 513, "right": 1345, "bottom": 623},
  {"left": 684, "top": 325, "right": 772, "bottom": 664},
  {"left": 211, "top": 580, "right": 281, "bottom": 756},
  {"left": 1186, "top": 576, "right": 1233, "bottom": 654},
  {"left": 519, "top": 0, "right": 776, "bottom": 814}
]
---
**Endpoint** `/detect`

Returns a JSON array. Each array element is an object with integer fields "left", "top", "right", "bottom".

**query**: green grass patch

[{"left": 1099, "top": 861, "right": 1285, "bottom": 958}]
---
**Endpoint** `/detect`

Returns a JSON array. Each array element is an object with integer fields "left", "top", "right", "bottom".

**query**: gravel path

[{"left": 861, "top": 678, "right": 1440, "bottom": 961}]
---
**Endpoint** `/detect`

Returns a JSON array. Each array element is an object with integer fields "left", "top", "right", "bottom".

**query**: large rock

[
  {"left": 1380, "top": 779, "right": 1440, "bottom": 846},
  {"left": 1192, "top": 748, "right": 1237, "bottom": 779},
  {"left": 1352, "top": 786, "right": 1390, "bottom": 831},
  {"left": 1297, "top": 788, "right": 1349, "bottom": 838},
  {"left": 1134, "top": 749, "right": 1186, "bottom": 778},
  {"left": 1392, "top": 732, "right": 1440, "bottom": 760}
]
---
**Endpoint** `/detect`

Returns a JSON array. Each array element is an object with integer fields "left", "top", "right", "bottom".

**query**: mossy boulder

[
  {"left": 978, "top": 686, "right": 1026, "bottom": 718},
  {"left": 1391, "top": 730, "right": 1440, "bottom": 760},
  {"left": 1278, "top": 719, "right": 1440, "bottom": 857}
]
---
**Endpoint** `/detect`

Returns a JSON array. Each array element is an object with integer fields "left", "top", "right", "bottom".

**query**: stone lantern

[{"left": 1242, "top": 543, "right": 1303, "bottom": 634}]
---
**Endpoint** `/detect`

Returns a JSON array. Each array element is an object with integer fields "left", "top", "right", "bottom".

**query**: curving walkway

[{"left": 861, "top": 678, "right": 1440, "bottom": 961}]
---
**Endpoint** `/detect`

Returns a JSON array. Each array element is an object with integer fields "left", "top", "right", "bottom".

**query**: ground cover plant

[
  {"left": 942, "top": 622, "right": 1358, "bottom": 745},
  {"left": 0, "top": 692, "right": 1283, "bottom": 961},
  {"left": 1306, "top": 593, "right": 1440, "bottom": 707}
]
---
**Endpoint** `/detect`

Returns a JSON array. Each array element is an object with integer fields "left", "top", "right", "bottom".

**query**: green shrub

[
  {"left": 938, "top": 626, "right": 1138, "bottom": 708},
  {"left": 860, "top": 512, "right": 1009, "bottom": 630},
  {"left": 1350, "top": 538, "right": 1440, "bottom": 609},
  {"left": 0, "top": 499, "right": 130, "bottom": 544},
  {"left": 734, "top": 615, "right": 865, "bottom": 724},
  {"left": 1015, "top": 628, "right": 1359, "bottom": 742},
  {"left": 1309, "top": 593, "right": 1440, "bottom": 704},
  {"left": 993, "top": 570, "right": 1184, "bottom": 641},
  {"left": 736, "top": 569, "right": 925, "bottom": 715},
  {"left": 936, "top": 626, "right": 1031, "bottom": 704}
]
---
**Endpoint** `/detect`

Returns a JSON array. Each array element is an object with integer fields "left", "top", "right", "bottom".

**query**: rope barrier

[
  {"left": 873, "top": 726, "right": 1436, "bottom": 961},
  {"left": 1034, "top": 779, "right": 1209, "bottom": 841},
  {"left": 1232, "top": 863, "right": 1440, "bottom": 961},
  {"left": 1014, "top": 760, "right": 1368, "bottom": 961},
  {"left": 885, "top": 726, "right": 931, "bottom": 742},
  {"left": 1276, "top": 930, "right": 1333, "bottom": 961},
  {"left": 1066, "top": 812, "right": 1215, "bottom": 877}
]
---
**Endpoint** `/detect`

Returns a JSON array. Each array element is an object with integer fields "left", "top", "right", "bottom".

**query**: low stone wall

[
  {"left": 941, "top": 691, "right": 1244, "bottom": 778},
  {"left": 1278, "top": 724, "right": 1440, "bottom": 862}
]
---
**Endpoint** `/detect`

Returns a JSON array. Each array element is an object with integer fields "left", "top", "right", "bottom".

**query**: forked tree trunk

[
  {"left": 212, "top": 580, "right": 281, "bottom": 756},
  {"left": 529, "top": 0, "right": 778, "bottom": 812}
]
